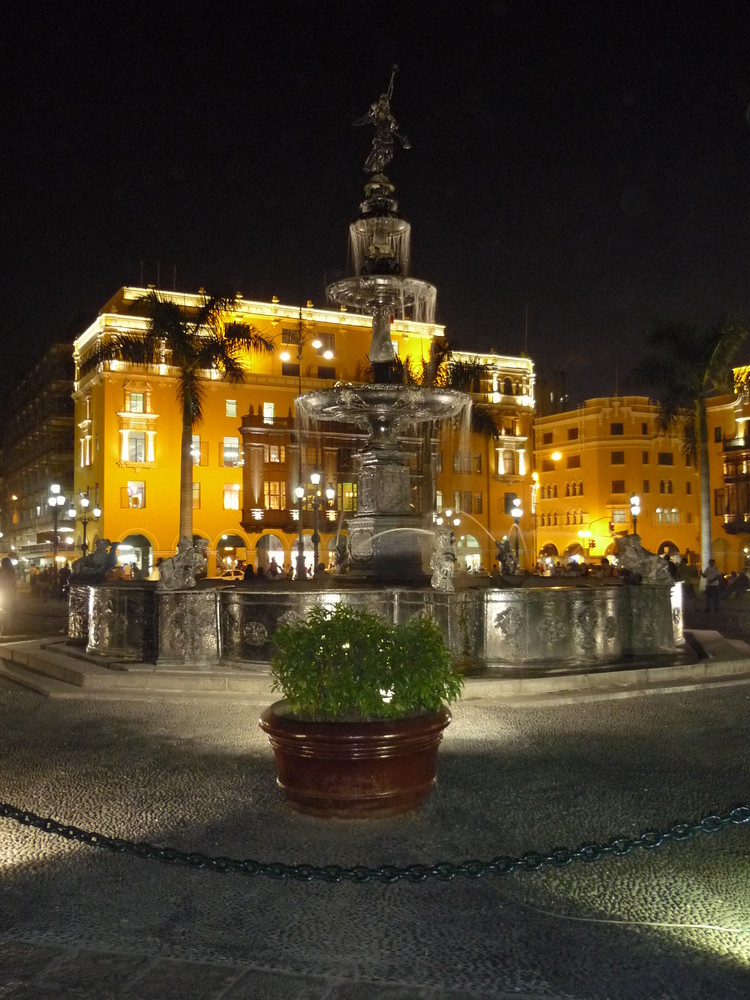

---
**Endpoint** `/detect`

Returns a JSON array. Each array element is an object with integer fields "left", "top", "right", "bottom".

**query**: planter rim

[{"left": 260, "top": 698, "right": 451, "bottom": 734}]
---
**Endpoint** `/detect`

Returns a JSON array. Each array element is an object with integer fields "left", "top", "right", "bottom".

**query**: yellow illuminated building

[
  {"left": 72, "top": 287, "right": 535, "bottom": 576},
  {"left": 533, "top": 396, "right": 700, "bottom": 567}
]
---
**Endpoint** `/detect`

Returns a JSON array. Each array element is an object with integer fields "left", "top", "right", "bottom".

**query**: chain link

[{"left": 1, "top": 801, "right": 748, "bottom": 884}]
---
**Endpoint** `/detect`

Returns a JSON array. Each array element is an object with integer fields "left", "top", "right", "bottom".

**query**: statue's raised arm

[{"left": 353, "top": 64, "right": 411, "bottom": 174}]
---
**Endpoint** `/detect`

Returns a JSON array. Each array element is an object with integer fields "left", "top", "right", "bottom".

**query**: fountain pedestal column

[{"left": 347, "top": 444, "right": 427, "bottom": 580}]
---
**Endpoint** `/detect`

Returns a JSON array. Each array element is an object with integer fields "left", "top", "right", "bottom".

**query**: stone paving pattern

[{"left": 1, "top": 590, "right": 750, "bottom": 997}]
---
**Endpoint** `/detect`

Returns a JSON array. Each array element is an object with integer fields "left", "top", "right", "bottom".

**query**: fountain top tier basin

[{"left": 297, "top": 383, "right": 469, "bottom": 447}]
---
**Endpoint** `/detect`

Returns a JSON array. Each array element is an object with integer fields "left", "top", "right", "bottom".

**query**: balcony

[
  {"left": 723, "top": 435, "right": 750, "bottom": 452},
  {"left": 722, "top": 514, "right": 750, "bottom": 535}
]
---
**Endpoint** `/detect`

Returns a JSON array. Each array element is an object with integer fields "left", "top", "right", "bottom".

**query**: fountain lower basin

[{"left": 70, "top": 579, "right": 683, "bottom": 674}]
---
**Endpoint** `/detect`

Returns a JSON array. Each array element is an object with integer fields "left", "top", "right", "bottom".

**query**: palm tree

[
  {"left": 631, "top": 318, "right": 747, "bottom": 571},
  {"left": 80, "top": 289, "right": 274, "bottom": 542}
]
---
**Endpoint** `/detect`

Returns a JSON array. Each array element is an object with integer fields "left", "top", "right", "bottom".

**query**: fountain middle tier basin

[
  {"left": 74, "top": 580, "right": 683, "bottom": 674},
  {"left": 296, "top": 383, "right": 469, "bottom": 443}
]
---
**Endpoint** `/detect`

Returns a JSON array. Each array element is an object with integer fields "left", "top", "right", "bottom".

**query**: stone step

[{"left": 4, "top": 638, "right": 750, "bottom": 705}]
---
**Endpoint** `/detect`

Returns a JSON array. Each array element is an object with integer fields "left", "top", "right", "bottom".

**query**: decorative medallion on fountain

[{"left": 243, "top": 621, "right": 270, "bottom": 648}]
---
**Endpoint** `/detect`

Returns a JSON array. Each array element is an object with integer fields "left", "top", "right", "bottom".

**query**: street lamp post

[
  {"left": 310, "top": 472, "right": 321, "bottom": 574},
  {"left": 630, "top": 492, "right": 641, "bottom": 535},
  {"left": 47, "top": 483, "right": 66, "bottom": 576},
  {"left": 67, "top": 491, "right": 101, "bottom": 558},
  {"left": 295, "top": 483, "right": 306, "bottom": 580},
  {"left": 511, "top": 497, "right": 523, "bottom": 562}
]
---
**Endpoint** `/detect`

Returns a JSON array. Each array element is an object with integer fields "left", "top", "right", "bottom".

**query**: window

[
  {"left": 435, "top": 490, "right": 443, "bottom": 511},
  {"left": 567, "top": 428, "right": 579, "bottom": 440},
  {"left": 714, "top": 489, "right": 725, "bottom": 516},
  {"left": 223, "top": 484, "right": 241, "bottom": 510},
  {"left": 611, "top": 451, "right": 625, "bottom": 465},
  {"left": 578, "top": 481, "right": 583, "bottom": 496},
  {"left": 282, "top": 327, "right": 300, "bottom": 345},
  {"left": 566, "top": 455, "right": 581, "bottom": 469},
  {"left": 686, "top": 482, "right": 692, "bottom": 495},
  {"left": 453, "top": 453, "right": 461, "bottom": 474},
  {"left": 473, "top": 493, "right": 483, "bottom": 514},
  {"left": 643, "top": 480, "right": 650, "bottom": 493},
  {"left": 264, "top": 444, "right": 286, "bottom": 463},
  {"left": 611, "top": 422, "right": 624, "bottom": 435},
  {"left": 656, "top": 506, "right": 663, "bottom": 524},
  {"left": 192, "top": 435, "right": 207, "bottom": 466},
  {"left": 338, "top": 483, "right": 358, "bottom": 512},
  {"left": 318, "top": 366, "right": 336, "bottom": 380},
  {"left": 222, "top": 436, "right": 240, "bottom": 467},
  {"left": 192, "top": 483, "right": 200, "bottom": 509},
  {"left": 316, "top": 332, "right": 335, "bottom": 354},
  {"left": 282, "top": 362, "right": 300, "bottom": 378},
  {"left": 454, "top": 491, "right": 462, "bottom": 511},
  {"left": 542, "top": 432, "right": 553, "bottom": 444},
  {"left": 504, "top": 492, "right": 518, "bottom": 514},
  {"left": 263, "top": 481, "right": 286, "bottom": 509},
  {"left": 541, "top": 459, "right": 554, "bottom": 472},
  {"left": 226, "top": 399, "right": 238, "bottom": 418},
  {"left": 657, "top": 452, "right": 674, "bottom": 466},
  {"left": 659, "top": 479, "right": 673, "bottom": 495},
  {"left": 435, "top": 451, "right": 443, "bottom": 473},
  {"left": 612, "top": 509, "right": 626, "bottom": 523},
  {"left": 306, "top": 445, "right": 319, "bottom": 464},
  {"left": 128, "top": 432, "right": 146, "bottom": 463},
  {"left": 642, "top": 423, "right": 648, "bottom": 435},
  {"left": 642, "top": 451, "right": 649, "bottom": 464},
  {"left": 473, "top": 454, "right": 482, "bottom": 473},
  {"left": 714, "top": 426, "right": 722, "bottom": 443},
  {"left": 129, "top": 392, "right": 145, "bottom": 414},
  {"left": 612, "top": 480, "right": 625, "bottom": 493},
  {"left": 121, "top": 481, "right": 145, "bottom": 508},
  {"left": 262, "top": 402, "right": 274, "bottom": 425}
]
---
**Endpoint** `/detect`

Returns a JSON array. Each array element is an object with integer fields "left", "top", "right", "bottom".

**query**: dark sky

[{"left": 3, "top": 0, "right": 750, "bottom": 405}]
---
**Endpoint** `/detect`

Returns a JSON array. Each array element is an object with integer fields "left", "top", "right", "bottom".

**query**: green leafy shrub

[{"left": 271, "top": 602, "right": 463, "bottom": 720}]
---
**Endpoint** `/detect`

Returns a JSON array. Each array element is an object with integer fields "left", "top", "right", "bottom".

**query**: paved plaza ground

[{"left": 1, "top": 588, "right": 750, "bottom": 998}]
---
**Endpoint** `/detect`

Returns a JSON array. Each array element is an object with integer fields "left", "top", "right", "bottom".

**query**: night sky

[{"left": 4, "top": 0, "right": 750, "bottom": 405}]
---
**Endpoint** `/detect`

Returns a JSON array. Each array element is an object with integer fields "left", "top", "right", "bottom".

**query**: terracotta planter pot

[{"left": 259, "top": 700, "right": 452, "bottom": 818}]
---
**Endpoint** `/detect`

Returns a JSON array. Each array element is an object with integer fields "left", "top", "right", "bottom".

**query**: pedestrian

[
  {"left": 243, "top": 564, "right": 256, "bottom": 583},
  {"left": 0, "top": 556, "right": 17, "bottom": 632},
  {"left": 701, "top": 558, "right": 722, "bottom": 615}
]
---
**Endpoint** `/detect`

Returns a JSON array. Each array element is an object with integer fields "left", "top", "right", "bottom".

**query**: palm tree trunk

[
  {"left": 698, "top": 396, "right": 712, "bottom": 575},
  {"left": 179, "top": 402, "right": 194, "bottom": 541}
]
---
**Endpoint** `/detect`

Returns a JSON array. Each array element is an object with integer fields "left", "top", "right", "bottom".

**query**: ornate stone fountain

[
  {"left": 299, "top": 66, "right": 469, "bottom": 579},
  {"left": 70, "top": 70, "right": 683, "bottom": 675}
]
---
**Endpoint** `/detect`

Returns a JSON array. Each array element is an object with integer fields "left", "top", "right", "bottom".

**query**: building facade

[
  {"left": 0, "top": 343, "right": 75, "bottom": 572},
  {"left": 533, "top": 396, "right": 701, "bottom": 567},
  {"left": 71, "top": 287, "right": 536, "bottom": 577}
]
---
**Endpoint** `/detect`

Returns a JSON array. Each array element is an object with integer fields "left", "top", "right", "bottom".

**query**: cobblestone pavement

[{"left": 2, "top": 664, "right": 750, "bottom": 999}]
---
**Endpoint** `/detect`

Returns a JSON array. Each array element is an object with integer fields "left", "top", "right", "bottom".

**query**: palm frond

[{"left": 471, "top": 404, "right": 499, "bottom": 439}]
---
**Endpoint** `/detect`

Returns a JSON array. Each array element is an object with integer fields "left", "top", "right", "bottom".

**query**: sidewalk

[{"left": 2, "top": 659, "right": 750, "bottom": 997}]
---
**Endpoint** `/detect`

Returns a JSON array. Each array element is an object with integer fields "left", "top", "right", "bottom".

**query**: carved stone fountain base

[{"left": 71, "top": 580, "right": 684, "bottom": 674}]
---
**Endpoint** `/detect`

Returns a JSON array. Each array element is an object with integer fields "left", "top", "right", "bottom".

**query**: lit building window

[
  {"left": 226, "top": 399, "right": 238, "bottom": 417},
  {"left": 129, "top": 392, "right": 145, "bottom": 414},
  {"left": 223, "top": 484, "right": 241, "bottom": 510},
  {"left": 193, "top": 483, "right": 200, "bottom": 509},
  {"left": 129, "top": 432, "right": 146, "bottom": 463},
  {"left": 263, "top": 481, "right": 286, "bottom": 510},
  {"left": 263, "top": 402, "right": 275, "bottom": 425},
  {"left": 222, "top": 436, "right": 240, "bottom": 467},
  {"left": 264, "top": 444, "right": 286, "bottom": 463},
  {"left": 121, "top": 481, "right": 145, "bottom": 508}
]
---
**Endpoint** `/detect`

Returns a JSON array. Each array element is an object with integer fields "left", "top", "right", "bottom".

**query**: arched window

[
  {"left": 553, "top": 512, "right": 558, "bottom": 526},
  {"left": 565, "top": 483, "right": 571, "bottom": 497},
  {"left": 667, "top": 480, "right": 673, "bottom": 494},
  {"left": 659, "top": 480, "right": 665, "bottom": 494},
  {"left": 553, "top": 485, "right": 558, "bottom": 499},
  {"left": 503, "top": 378, "right": 512, "bottom": 395},
  {"left": 578, "top": 481, "right": 584, "bottom": 495}
]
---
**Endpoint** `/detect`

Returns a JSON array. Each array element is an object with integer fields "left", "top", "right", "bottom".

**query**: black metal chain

[{"left": 1, "top": 800, "right": 748, "bottom": 884}]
